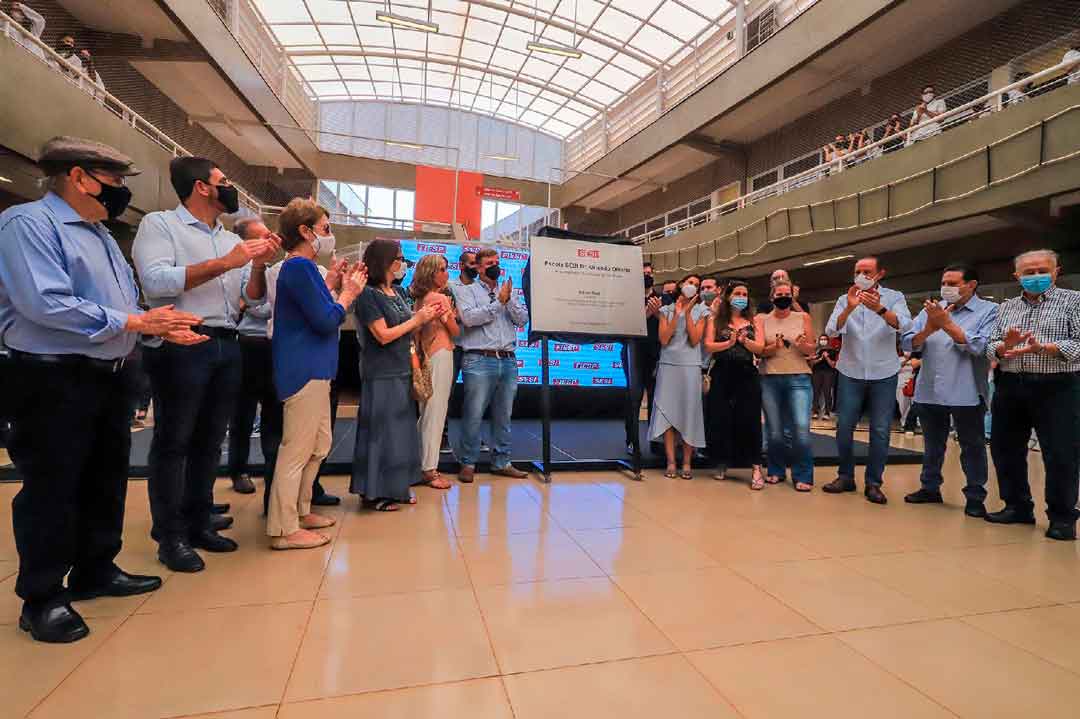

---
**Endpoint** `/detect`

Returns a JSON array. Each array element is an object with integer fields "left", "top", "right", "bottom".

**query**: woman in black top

[
  {"left": 350, "top": 239, "right": 444, "bottom": 511},
  {"left": 810, "top": 334, "right": 839, "bottom": 419},
  {"left": 703, "top": 282, "right": 765, "bottom": 489}
]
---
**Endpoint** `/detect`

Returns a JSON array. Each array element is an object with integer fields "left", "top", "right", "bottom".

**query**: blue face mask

[
  {"left": 730, "top": 296, "right": 748, "bottom": 311},
  {"left": 1019, "top": 273, "right": 1052, "bottom": 295}
]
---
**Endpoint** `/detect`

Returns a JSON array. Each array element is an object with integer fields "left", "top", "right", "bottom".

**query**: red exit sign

[{"left": 476, "top": 186, "right": 521, "bottom": 201}]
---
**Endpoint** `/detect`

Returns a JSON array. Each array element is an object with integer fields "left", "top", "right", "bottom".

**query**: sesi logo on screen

[
  {"left": 552, "top": 378, "right": 580, "bottom": 386},
  {"left": 592, "top": 377, "right": 614, "bottom": 385},
  {"left": 611, "top": 361, "right": 623, "bottom": 369},
  {"left": 592, "top": 343, "right": 615, "bottom": 351},
  {"left": 553, "top": 343, "right": 580, "bottom": 352},
  {"left": 573, "top": 361, "right": 600, "bottom": 370}
]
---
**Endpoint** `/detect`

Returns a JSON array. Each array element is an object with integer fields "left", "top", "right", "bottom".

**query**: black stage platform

[{"left": 0, "top": 419, "right": 921, "bottom": 481}]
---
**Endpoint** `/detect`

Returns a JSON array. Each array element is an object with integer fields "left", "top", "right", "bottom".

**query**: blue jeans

[
  {"left": 836, "top": 373, "right": 898, "bottom": 487},
  {"left": 459, "top": 354, "right": 518, "bottom": 469},
  {"left": 759, "top": 374, "right": 814, "bottom": 485},
  {"left": 916, "top": 402, "right": 988, "bottom": 502}
]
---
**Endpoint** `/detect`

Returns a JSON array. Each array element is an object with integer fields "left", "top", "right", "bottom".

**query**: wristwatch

[{"left": 876, "top": 306, "right": 887, "bottom": 316}]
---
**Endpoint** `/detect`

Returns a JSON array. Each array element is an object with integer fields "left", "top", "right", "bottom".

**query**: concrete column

[
  {"left": 736, "top": 1, "right": 747, "bottom": 58},
  {"left": 989, "top": 64, "right": 1013, "bottom": 111}
]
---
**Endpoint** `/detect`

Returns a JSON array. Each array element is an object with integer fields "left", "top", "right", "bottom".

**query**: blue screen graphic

[{"left": 391, "top": 239, "right": 626, "bottom": 388}]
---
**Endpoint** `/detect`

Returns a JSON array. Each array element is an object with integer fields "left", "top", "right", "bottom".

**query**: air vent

[{"left": 746, "top": 4, "right": 778, "bottom": 53}]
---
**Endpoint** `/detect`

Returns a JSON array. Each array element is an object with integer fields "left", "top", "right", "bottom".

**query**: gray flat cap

[{"left": 37, "top": 136, "right": 141, "bottom": 177}]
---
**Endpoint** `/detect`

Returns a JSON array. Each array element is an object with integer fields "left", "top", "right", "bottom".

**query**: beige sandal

[
  {"left": 271, "top": 530, "right": 330, "bottom": 550},
  {"left": 751, "top": 468, "right": 766, "bottom": 491},
  {"left": 300, "top": 514, "right": 336, "bottom": 530}
]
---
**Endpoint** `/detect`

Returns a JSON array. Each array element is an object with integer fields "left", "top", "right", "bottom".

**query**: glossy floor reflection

[{"left": 2, "top": 435, "right": 1078, "bottom": 718}]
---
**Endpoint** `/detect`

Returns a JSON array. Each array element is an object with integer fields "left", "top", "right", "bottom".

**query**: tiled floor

[{"left": 2, "top": 434, "right": 1079, "bottom": 718}]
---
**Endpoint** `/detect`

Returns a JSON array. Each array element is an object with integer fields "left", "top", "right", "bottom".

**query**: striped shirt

[{"left": 987, "top": 285, "right": 1080, "bottom": 374}]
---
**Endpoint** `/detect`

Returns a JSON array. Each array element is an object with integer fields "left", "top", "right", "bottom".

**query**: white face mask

[
  {"left": 681, "top": 284, "right": 698, "bottom": 299},
  {"left": 922, "top": 92, "right": 934, "bottom": 103},
  {"left": 310, "top": 229, "right": 335, "bottom": 256},
  {"left": 393, "top": 266, "right": 406, "bottom": 280},
  {"left": 853, "top": 273, "right": 876, "bottom": 291},
  {"left": 940, "top": 285, "right": 962, "bottom": 304}
]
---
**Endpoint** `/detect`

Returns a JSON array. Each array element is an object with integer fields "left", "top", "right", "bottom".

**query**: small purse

[{"left": 410, "top": 342, "right": 433, "bottom": 402}]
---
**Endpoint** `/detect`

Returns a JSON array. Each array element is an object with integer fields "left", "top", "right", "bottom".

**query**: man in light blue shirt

[
  {"left": 133, "top": 156, "right": 278, "bottom": 572},
  {"left": 824, "top": 256, "right": 913, "bottom": 504},
  {"left": 450, "top": 248, "right": 529, "bottom": 482},
  {"left": 902, "top": 264, "right": 998, "bottom": 516},
  {"left": 0, "top": 137, "right": 203, "bottom": 643}
]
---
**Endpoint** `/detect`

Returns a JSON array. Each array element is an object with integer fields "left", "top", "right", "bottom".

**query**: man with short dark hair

[
  {"left": 451, "top": 248, "right": 529, "bottom": 482},
  {"left": 985, "top": 249, "right": 1080, "bottom": 540},
  {"left": 902, "top": 263, "right": 998, "bottom": 516},
  {"left": 0, "top": 137, "right": 203, "bottom": 641},
  {"left": 824, "top": 256, "right": 912, "bottom": 504},
  {"left": 134, "top": 157, "right": 279, "bottom": 571}
]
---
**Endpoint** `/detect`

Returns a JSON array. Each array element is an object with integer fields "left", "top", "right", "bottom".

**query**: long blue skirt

[{"left": 350, "top": 375, "right": 421, "bottom": 503}]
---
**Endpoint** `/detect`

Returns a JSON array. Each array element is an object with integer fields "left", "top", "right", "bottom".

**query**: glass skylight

[{"left": 253, "top": 0, "right": 733, "bottom": 138}]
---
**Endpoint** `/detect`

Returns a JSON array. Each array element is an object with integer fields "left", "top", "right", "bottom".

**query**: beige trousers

[
  {"left": 418, "top": 348, "right": 454, "bottom": 472},
  {"left": 267, "top": 379, "right": 331, "bottom": 537}
]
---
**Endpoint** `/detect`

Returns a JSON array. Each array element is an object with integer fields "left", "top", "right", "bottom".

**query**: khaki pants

[
  {"left": 418, "top": 349, "right": 454, "bottom": 472},
  {"left": 267, "top": 379, "right": 331, "bottom": 537}
]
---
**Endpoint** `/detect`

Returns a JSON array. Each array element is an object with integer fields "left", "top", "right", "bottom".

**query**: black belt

[
  {"left": 194, "top": 325, "right": 239, "bottom": 341},
  {"left": 238, "top": 334, "right": 270, "bottom": 345},
  {"left": 999, "top": 371, "right": 1080, "bottom": 382},
  {"left": 10, "top": 350, "right": 126, "bottom": 374},
  {"left": 466, "top": 349, "right": 516, "bottom": 359}
]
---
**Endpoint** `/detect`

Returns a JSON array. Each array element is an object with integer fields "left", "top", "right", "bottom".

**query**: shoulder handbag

[{"left": 410, "top": 341, "right": 434, "bottom": 402}]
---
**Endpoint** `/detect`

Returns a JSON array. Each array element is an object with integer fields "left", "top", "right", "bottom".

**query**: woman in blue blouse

[{"left": 268, "top": 198, "right": 365, "bottom": 550}]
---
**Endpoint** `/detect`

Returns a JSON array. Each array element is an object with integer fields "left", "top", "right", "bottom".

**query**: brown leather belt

[{"left": 466, "top": 349, "right": 516, "bottom": 359}]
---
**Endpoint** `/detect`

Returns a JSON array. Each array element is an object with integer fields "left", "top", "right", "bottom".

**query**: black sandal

[{"left": 364, "top": 498, "right": 399, "bottom": 512}]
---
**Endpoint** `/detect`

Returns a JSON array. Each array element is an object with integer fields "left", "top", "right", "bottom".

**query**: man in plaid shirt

[{"left": 985, "top": 249, "right": 1080, "bottom": 540}]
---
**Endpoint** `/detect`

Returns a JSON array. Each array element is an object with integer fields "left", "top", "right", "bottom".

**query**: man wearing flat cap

[{"left": 0, "top": 136, "right": 206, "bottom": 643}]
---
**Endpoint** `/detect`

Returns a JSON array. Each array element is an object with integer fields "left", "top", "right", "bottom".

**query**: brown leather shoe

[
  {"left": 822, "top": 477, "right": 856, "bottom": 494},
  {"left": 865, "top": 485, "right": 888, "bottom": 505},
  {"left": 492, "top": 465, "right": 528, "bottom": 479},
  {"left": 458, "top": 465, "right": 475, "bottom": 483},
  {"left": 231, "top": 474, "right": 256, "bottom": 494}
]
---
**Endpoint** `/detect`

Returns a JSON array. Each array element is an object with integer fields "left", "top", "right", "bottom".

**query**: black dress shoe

[
  {"left": 865, "top": 485, "right": 888, "bottom": 505},
  {"left": 158, "top": 539, "right": 205, "bottom": 572},
  {"left": 19, "top": 602, "right": 89, "bottom": 643},
  {"left": 822, "top": 477, "right": 856, "bottom": 494},
  {"left": 311, "top": 493, "right": 341, "bottom": 507},
  {"left": 189, "top": 529, "right": 239, "bottom": 553},
  {"left": 904, "top": 488, "right": 943, "bottom": 504},
  {"left": 1046, "top": 522, "right": 1077, "bottom": 541},
  {"left": 964, "top": 501, "right": 987, "bottom": 518},
  {"left": 211, "top": 503, "right": 231, "bottom": 515},
  {"left": 231, "top": 474, "right": 256, "bottom": 494},
  {"left": 984, "top": 507, "right": 1036, "bottom": 525},
  {"left": 69, "top": 569, "right": 162, "bottom": 601},
  {"left": 210, "top": 514, "right": 234, "bottom": 531}
]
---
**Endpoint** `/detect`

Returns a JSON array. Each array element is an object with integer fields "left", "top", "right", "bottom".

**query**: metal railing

[
  {"left": 211, "top": 0, "right": 318, "bottom": 141},
  {"left": 0, "top": 10, "right": 265, "bottom": 213},
  {"left": 564, "top": 0, "right": 820, "bottom": 174},
  {"left": 624, "top": 55, "right": 1080, "bottom": 246}
]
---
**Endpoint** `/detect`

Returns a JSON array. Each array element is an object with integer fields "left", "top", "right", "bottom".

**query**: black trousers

[
  {"left": 228, "top": 337, "right": 278, "bottom": 479},
  {"left": 990, "top": 372, "right": 1080, "bottom": 523},
  {"left": 623, "top": 341, "right": 658, "bottom": 446},
  {"left": 706, "top": 359, "right": 763, "bottom": 470},
  {"left": 145, "top": 337, "right": 242, "bottom": 541},
  {"left": 811, "top": 370, "right": 835, "bottom": 415},
  {"left": 10, "top": 360, "right": 131, "bottom": 605}
]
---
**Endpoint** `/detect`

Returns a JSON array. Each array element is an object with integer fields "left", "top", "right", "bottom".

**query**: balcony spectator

[
  {"left": 1064, "top": 46, "right": 1080, "bottom": 85},
  {"left": 822, "top": 134, "right": 848, "bottom": 164},
  {"left": 78, "top": 48, "right": 107, "bottom": 102},
  {"left": 907, "top": 85, "right": 946, "bottom": 144},
  {"left": 1004, "top": 71, "right": 1033, "bottom": 106},
  {"left": 881, "top": 114, "right": 905, "bottom": 154},
  {"left": 6, "top": 2, "right": 46, "bottom": 61},
  {"left": 52, "top": 35, "right": 83, "bottom": 76}
]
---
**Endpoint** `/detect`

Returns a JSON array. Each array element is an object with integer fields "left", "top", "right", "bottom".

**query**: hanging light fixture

[
  {"left": 527, "top": 0, "right": 581, "bottom": 59},
  {"left": 376, "top": 0, "right": 438, "bottom": 33}
]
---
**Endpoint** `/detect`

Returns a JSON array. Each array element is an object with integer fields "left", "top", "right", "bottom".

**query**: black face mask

[
  {"left": 88, "top": 177, "right": 133, "bottom": 220},
  {"left": 773, "top": 296, "right": 793, "bottom": 310},
  {"left": 661, "top": 292, "right": 676, "bottom": 306},
  {"left": 644, "top": 274, "right": 654, "bottom": 289},
  {"left": 58, "top": 45, "right": 75, "bottom": 57},
  {"left": 462, "top": 265, "right": 478, "bottom": 280},
  {"left": 484, "top": 264, "right": 501, "bottom": 281},
  {"left": 214, "top": 183, "right": 240, "bottom": 214}
]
